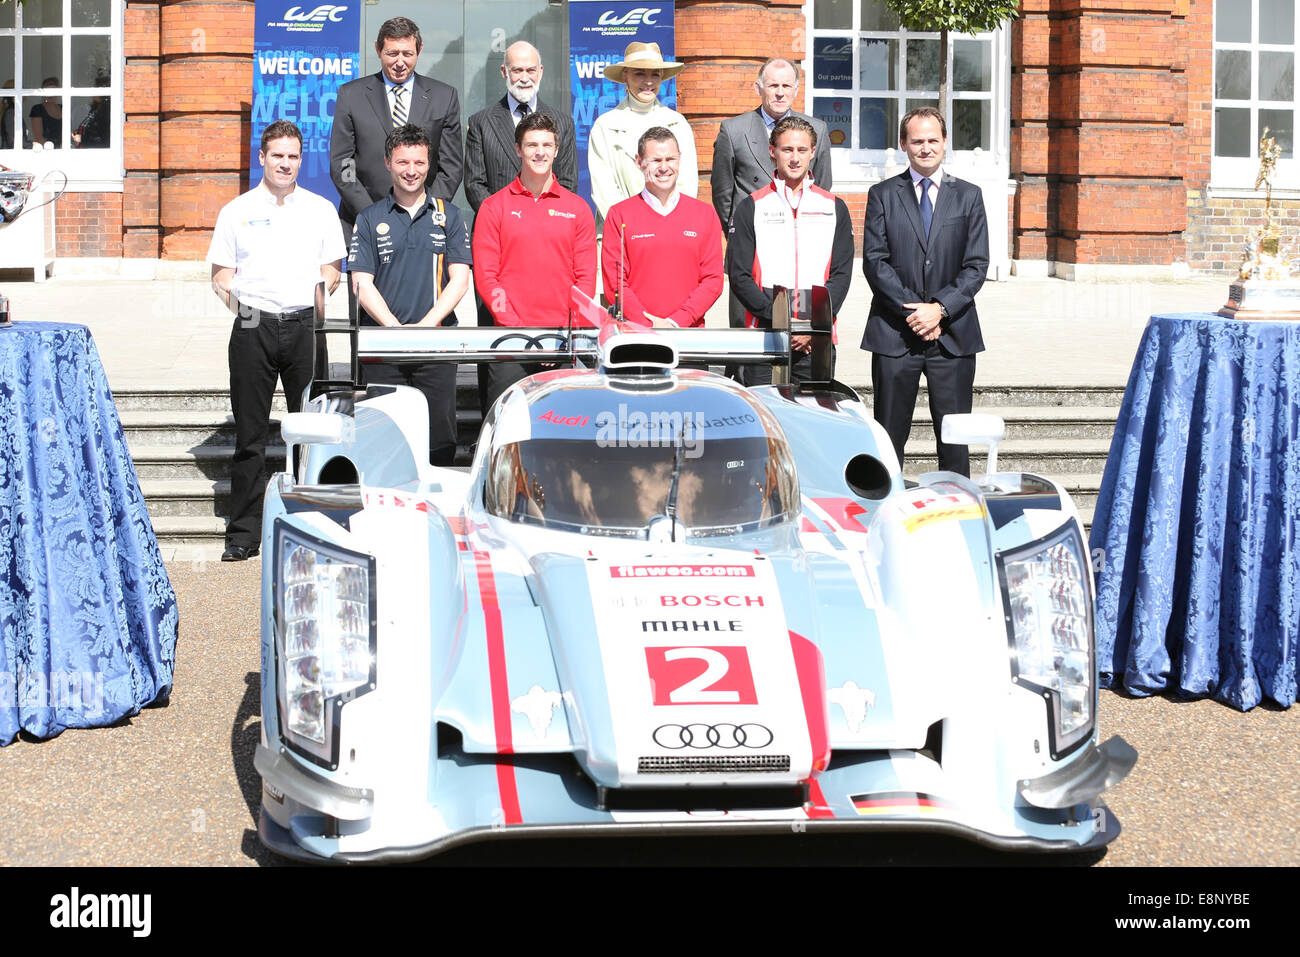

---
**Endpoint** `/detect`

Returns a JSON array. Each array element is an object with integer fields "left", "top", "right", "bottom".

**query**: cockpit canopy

[{"left": 485, "top": 375, "right": 800, "bottom": 538}]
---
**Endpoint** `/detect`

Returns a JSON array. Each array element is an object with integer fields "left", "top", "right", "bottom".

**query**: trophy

[{"left": 1219, "top": 129, "right": 1300, "bottom": 320}]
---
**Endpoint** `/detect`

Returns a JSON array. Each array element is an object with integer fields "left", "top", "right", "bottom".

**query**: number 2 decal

[{"left": 645, "top": 646, "right": 758, "bottom": 706}]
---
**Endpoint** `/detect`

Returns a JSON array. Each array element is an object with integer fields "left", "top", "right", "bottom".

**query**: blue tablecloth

[
  {"left": 1090, "top": 313, "right": 1298, "bottom": 710},
  {"left": 0, "top": 321, "right": 178, "bottom": 745}
]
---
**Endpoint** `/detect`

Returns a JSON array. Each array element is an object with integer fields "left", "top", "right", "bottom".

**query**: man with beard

[{"left": 464, "top": 41, "right": 577, "bottom": 210}]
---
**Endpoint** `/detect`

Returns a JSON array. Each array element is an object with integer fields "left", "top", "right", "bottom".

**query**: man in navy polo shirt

[{"left": 349, "top": 124, "right": 471, "bottom": 466}]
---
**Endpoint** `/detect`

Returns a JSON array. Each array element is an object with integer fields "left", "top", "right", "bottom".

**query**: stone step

[
  {"left": 909, "top": 406, "right": 1121, "bottom": 442},
  {"left": 902, "top": 438, "right": 1113, "bottom": 477},
  {"left": 846, "top": 384, "right": 1127, "bottom": 408},
  {"left": 138, "top": 479, "right": 231, "bottom": 517},
  {"left": 149, "top": 516, "right": 228, "bottom": 560},
  {"left": 129, "top": 444, "right": 285, "bottom": 482},
  {"left": 111, "top": 374, "right": 484, "bottom": 412},
  {"left": 119, "top": 408, "right": 485, "bottom": 447}
]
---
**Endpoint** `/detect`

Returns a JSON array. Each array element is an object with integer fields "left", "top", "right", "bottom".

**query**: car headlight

[
  {"left": 996, "top": 522, "right": 1094, "bottom": 760},
  {"left": 274, "top": 521, "right": 376, "bottom": 770}
]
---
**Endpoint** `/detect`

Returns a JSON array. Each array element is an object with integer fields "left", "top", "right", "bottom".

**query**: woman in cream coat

[{"left": 588, "top": 41, "right": 697, "bottom": 226}]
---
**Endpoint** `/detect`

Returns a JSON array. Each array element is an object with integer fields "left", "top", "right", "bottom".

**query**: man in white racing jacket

[{"left": 726, "top": 114, "right": 854, "bottom": 386}]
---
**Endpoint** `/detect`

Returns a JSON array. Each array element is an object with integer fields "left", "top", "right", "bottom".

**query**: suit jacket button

[{"left": 925, "top": 260, "right": 931, "bottom": 266}]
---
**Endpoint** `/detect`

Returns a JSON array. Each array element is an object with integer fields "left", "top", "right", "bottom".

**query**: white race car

[{"left": 255, "top": 318, "right": 1135, "bottom": 862}]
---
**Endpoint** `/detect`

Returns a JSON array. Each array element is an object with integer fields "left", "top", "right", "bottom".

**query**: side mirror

[
  {"left": 941, "top": 412, "right": 1006, "bottom": 479},
  {"left": 282, "top": 412, "right": 355, "bottom": 447}
]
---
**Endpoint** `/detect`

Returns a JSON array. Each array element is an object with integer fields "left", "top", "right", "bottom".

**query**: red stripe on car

[{"left": 474, "top": 550, "right": 522, "bottom": 825}]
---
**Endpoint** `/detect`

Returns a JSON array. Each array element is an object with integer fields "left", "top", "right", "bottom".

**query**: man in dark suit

[
  {"left": 712, "top": 58, "right": 832, "bottom": 380},
  {"left": 861, "top": 107, "right": 989, "bottom": 477},
  {"left": 330, "top": 17, "right": 462, "bottom": 234},
  {"left": 464, "top": 41, "right": 577, "bottom": 212}
]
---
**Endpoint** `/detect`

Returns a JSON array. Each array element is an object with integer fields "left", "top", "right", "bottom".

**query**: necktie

[
  {"left": 919, "top": 177, "right": 933, "bottom": 237},
  {"left": 517, "top": 102, "right": 531, "bottom": 118},
  {"left": 392, "top": 86, "right": 407, "bottom": 127}
]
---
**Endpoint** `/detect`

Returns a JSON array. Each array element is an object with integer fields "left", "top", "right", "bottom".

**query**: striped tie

[{"left": 392, "top": 86, "right": 407, "bottom": 127}]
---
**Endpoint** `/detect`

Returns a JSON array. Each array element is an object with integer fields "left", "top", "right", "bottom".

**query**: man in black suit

[
  {"left": 330, "top": 17, "right": 462, "bottom": 234},
  {"left": 861, "top": 107, "right": 989, "bottom": 477},
  {"left": 464, "top": 41, "right": 577, "bottom": 212},
  {"left": 712, "top": 58, "right": 832, "bottom": 381}
]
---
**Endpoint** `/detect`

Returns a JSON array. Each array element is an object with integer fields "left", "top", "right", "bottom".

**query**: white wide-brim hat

[{"left": 603, "top": 41, "right": 685, "bottom": 84}]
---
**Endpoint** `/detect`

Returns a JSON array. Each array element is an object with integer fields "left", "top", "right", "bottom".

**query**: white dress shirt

[
  {"left": 909, "top": 165, "right": 943, "bottom": 207},
  {"left": 386, "top": 75, "right": 415, "bottom": 124},
  {"left": 639, "top": 187, "right": 681, "bottom": 216},
  {"left": 207, "top": 181, "right": 345, "bottom": 314}
]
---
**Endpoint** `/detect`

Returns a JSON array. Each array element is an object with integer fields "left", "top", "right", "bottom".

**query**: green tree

[{"left": 883, "top": 0, "right": 1021, "bottom": 120}]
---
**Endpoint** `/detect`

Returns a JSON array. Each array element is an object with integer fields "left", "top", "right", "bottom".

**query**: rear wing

[{"left": 309, "top": 284, "right": 834, "bottom": 399}]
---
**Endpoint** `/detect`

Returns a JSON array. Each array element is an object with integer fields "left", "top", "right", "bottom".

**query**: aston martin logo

[
  {"left": 828, "top": 681, "right": 876, "bottom": 733},
  {"left": 511, "top": 684, "right": 562, "bottom": 740}
]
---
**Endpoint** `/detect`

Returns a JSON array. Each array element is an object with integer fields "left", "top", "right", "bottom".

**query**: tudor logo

[
  {"left": 653, "top": 723, "right": 774, "bottom": 750},
  {"left": 284, "top": 4, "right": 347, "bottom": 21},
  {"left": 598, "top": 7, "right": 661, "bottom": 26}
]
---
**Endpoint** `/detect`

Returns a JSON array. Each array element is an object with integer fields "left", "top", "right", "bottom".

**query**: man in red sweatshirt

[
  {"left": 601, "top": 127, "right": 723, "bottom": 328},
  {"left": 473, "top": 111, "right": 596, "bottom": 409}
]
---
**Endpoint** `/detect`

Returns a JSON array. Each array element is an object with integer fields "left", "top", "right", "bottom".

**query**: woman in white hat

[{"left": 588, "top": 41, "right": 698, "bottom": 226}]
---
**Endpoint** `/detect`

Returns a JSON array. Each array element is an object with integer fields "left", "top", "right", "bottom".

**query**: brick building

[{"left": 0, "top": 0, "right": 1293, "bottom": 277}]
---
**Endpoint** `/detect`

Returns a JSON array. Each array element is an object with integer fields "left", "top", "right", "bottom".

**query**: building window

[
  {"left": 806, "top": 0, "right": 1001, "bottom": 158},
  {"left": 0, "top": 0, "right": 122, "bottom": 184},
  {"left": 1213, "top": 0, "right": 1295, "bottom": 187}
]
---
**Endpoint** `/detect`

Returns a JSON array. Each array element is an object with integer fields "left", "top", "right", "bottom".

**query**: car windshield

[{"left": 485, "top": 383, "right": 799, "bottom": 537}]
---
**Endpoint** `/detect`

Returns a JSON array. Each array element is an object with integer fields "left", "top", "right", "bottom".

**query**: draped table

[
  {"left": 1090, "top": 313, "right": 1298, "bottom": 710},
  {"left": 0, "top": 321, "right": 178, "bottom": 745}
]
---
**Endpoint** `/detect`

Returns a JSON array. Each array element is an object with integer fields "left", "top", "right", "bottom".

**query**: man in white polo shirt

[{"left": 208, "top": 119, "right": 345, "bottom": 562}]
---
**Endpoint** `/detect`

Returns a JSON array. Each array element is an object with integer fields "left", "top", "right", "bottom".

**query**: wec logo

[
  {"left": 284, "top": 4, "right": 347, "bottom": 21},
  {"left": 598, "top": 7, "right": 661, "bottom": 26}
]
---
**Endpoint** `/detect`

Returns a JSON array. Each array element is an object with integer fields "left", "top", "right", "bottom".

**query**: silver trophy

[{"left": 1218, "top": 129, "right": 1300, "bottom": 320}]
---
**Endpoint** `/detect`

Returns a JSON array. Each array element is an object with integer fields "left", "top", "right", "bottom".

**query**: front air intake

[
  {"left": 638, "top": 754, "right": 792, "bottom": 774},
  {"left": 604, "top": 339, "right": 677, "bottom": 370}
]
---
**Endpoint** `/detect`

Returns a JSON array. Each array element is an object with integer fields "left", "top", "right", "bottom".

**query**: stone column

[
  {"left": 157, "top": 0, "right": 252, "bottom": 259},
  {"left": 1012, "top": 0, "right": 1188, "bottom": 276}
]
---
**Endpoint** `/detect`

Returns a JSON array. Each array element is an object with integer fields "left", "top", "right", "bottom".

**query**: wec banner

[
  {"left": 250, "top": 2, "right": 361, "bottom": 203},
  {"left": 569, "top": 1, "right": 676, "bottom": 214}
]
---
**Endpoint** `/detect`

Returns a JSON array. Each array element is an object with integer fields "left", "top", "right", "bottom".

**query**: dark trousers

[
  {"left": 363, "top": 361, "right": 459, "bottom": 466},
  {"left": 227, "top": 312, "right": 314, "bottom": 548},
  {"left": 484, "top": 361, "right": 544, "bottom": 414},
  {"left": 871, "top": 342, "right": 976, "bottom": 477}
]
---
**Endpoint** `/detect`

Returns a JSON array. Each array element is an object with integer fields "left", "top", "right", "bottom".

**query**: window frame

[
  {"left": 1210, "top": 0, "right": 1296, "bottom": 192},
  {"left": 0, "top": 0, "right": 124, "bottom": 191},
  {"left": 803, "top": 0, "right": 1011, "bottom": 184}
]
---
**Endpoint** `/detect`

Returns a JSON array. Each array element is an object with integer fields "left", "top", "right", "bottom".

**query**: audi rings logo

[{"left": 652, "top": 723, "right": 774, "bottom": 750}]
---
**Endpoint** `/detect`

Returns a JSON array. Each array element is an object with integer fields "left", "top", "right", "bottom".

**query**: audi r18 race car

[{"left": 254, "top": 307, "right": 1135, "bottom": 862}]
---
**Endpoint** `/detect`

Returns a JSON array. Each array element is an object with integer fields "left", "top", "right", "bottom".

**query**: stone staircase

[{"left": 118, "top": 378, "right": 1122, "bottom": 559}]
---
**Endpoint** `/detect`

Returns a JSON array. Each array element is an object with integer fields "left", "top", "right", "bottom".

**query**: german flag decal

[{"left": 850, "top": 791, "right": 953, "bottom": 815}]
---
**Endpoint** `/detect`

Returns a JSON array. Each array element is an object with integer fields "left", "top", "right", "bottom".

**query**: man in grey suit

[
  {"left": 330, "top": 17, "right": 463, "bottom": 233},
  {"left": 712, "top": 58, "right": 832, "bottom": 380},
  {"left": 861, "top": 107, "right": 989, "bottom": 477},
  {"left": 464, "top": 41, "right": 577, "bottom": 212}
]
